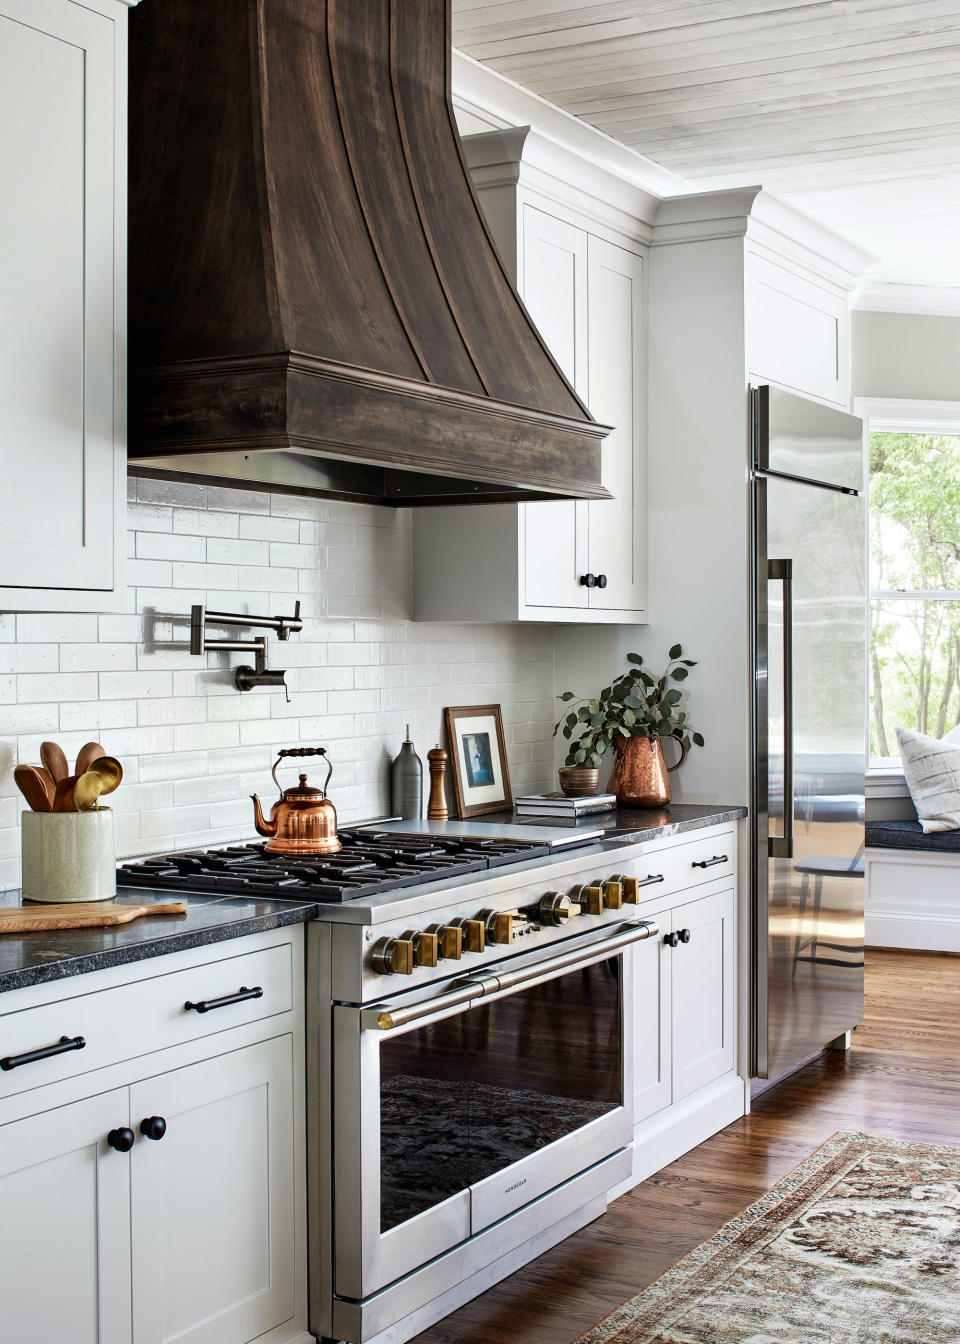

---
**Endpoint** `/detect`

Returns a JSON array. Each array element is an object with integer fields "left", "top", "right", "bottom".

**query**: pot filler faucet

[{"left": 189, "top": 601, "right": 302, "bottom": 702}]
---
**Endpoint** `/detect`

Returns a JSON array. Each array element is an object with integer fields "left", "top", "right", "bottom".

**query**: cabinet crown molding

[
  {"left": 462, "top": 125, "right": 658, "bottom": 240},
  {"left": 653, "top": 187, "right": 877, "bottom": 292}
]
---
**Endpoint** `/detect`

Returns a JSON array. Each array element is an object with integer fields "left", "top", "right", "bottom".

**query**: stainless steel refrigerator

[{"left": 751, "top": 385, "right": 866, "bottom": 1080}]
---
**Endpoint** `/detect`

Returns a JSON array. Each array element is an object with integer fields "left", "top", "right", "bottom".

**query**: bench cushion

[{"left": 866, "top": 819, "right": 960, "bottom": 853}]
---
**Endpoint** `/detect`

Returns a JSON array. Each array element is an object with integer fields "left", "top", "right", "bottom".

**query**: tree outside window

[{"left": 870, "top": 426, "right": 960, "bottom": 761}]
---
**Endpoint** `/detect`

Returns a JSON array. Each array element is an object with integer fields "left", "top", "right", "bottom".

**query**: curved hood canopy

[{"left": 126, "top": 0, "right": 611, "bottom": 506}]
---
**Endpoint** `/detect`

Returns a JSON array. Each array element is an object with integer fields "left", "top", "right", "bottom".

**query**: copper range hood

[{"left": 126, "top": 0, "right": 611, "bottom": 506}]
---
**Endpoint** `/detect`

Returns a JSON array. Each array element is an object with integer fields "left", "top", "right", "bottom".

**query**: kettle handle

[{"left": 271, "top": 746, "right": 334, "bottom": 797}]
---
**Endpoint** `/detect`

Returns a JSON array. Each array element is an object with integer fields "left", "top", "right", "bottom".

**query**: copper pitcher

[
  {"left": 609, "top": 733, "right": 687, "bottom": 808},
  {"left": 251, "top": 746, "right": 341, "bottom": 855}
]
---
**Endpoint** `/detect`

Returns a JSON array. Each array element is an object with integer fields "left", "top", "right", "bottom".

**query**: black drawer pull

[
  {"left": 678, "top": 927, "right": 691, "bottom": 943},
  {"left": 639, "top": 874, "right": 665, "bottom": 887},
  {"left": 664, "top": 931, "right": 679, "bottom": 948},
  {"left": 692, "top": 854, "right": 728, "bottom": 869},
  {"left": 184, "top": 985, "right": 263, "bottom": 1014},
  {"left": 0, "top": 1034, "right": 85, "bottom": 1072}
]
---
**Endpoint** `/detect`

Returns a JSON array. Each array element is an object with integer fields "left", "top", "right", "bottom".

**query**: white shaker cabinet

[
  {"left": 632, "top": 883, "right": 736, "bottom": 1125},
  {"left": 131, "top": 1037, "right": 297, "bottom": 1344},
  {"left": 0, "top": 0, "right": 132, "bottom": 611},
  {"left": 413, "top": 128, "right": 650, "bottom": 623},
  {"left": 0, "top": 928, "right": 309, "bottom": 1344},
  {"left": 0, "top": 1089, "right": 133, "bottom": 1344}
]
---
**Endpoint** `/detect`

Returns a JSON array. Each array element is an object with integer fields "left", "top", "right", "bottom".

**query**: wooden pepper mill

[{"left": 427, "top": 745, "right": 449, "bottom": 820}]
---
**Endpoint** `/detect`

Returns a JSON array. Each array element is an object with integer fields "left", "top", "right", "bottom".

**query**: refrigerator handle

[{"left": 768, "top": 558, "right": 794, "bottom": 859}]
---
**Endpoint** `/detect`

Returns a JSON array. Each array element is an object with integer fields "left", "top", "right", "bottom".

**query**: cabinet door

[
  {"left": 0, "top": 1089, "right": 132, "bottom": 1344},
  {"left": 586, "top": 237, "right": 646, "bottom": 613},
  {"left": 632, "top": 905, "right": 672, "bottom": 1124},
  {"left": 0, "top": 0, "right": 120, "bottom": 600},
  {"left": 130, "top": 1037, "right": 297, "bottom": 1344},
  {"left": 671, "top": 887, "right": 736, "bottom": 1102},
  {"left": 520, "top": 204, "right": 589, "bottom": 610}
]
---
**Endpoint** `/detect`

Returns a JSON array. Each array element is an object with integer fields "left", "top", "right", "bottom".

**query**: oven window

[{"left": 379, "top": 956, "right": 621, "bottom": 1232}]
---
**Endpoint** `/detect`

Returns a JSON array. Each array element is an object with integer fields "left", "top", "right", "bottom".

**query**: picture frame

[{"left": 444, "top": 704, "right": 512, "bottom": 819}]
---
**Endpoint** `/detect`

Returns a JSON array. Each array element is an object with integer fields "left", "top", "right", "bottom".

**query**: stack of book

[{"left": 514, "top": 791, "right": 617, "bottom": 818}]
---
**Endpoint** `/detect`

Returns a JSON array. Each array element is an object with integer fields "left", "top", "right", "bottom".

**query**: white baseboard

[
  {"left": 608, "top": 1073, "right": 747, "bottom": 1201},
  {"left": 866, "top": 847, "right": 960, "bottom": 952}
]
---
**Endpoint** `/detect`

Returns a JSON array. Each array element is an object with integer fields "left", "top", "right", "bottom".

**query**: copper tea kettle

[{"left": 251, "top": 747, "right": 341, "bottom": 855}]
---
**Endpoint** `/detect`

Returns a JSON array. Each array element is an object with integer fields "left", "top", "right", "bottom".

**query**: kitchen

[{"left": 2, "top": 3, "right": 959, "bottom": 1344}]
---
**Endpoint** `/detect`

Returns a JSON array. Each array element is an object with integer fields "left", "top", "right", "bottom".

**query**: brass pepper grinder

[{"left": 427, "top": 745, "right": 449, "bottom": 820}]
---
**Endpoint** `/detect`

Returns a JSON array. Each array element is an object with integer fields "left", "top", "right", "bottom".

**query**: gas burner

[{"left": 117, "top": 828, "right": 553, "bottom": 902}]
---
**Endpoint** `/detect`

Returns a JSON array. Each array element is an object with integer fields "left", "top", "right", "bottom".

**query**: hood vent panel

[{"left": 127, "top": 0, "right": 610, "bottom": 505}]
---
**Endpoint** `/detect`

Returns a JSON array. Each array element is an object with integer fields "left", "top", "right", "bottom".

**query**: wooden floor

[{"left": 413, "top": 949, "right": 960, "bottom": 1344}]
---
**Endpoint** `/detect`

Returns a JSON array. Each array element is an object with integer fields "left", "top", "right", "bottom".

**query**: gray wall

[{"left": 853, "top": 310, "right": 960, "bottom": 401}]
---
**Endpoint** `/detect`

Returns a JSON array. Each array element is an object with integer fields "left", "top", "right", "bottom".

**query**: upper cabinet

[
  {"left": 0, "top": 0, "right": 132, "bottom": 612},
  {"left": 414, "top": 129, "right": 652, "bottom": 624}
]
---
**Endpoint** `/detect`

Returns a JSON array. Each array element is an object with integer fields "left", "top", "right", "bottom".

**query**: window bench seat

[{"left": 865, "top": 821, "right": 960, "bottom": 953}]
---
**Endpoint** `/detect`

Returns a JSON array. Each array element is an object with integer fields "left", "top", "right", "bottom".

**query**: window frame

[{"left": 855, "top": 397, "right": 960, "bottom": 786}]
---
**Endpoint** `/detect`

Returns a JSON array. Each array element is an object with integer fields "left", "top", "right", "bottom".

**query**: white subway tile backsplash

[
  {"left": 1, "top": 491, "right": 557, "bottom": 887},
  {"left": 137, "top": 531, "right": 206, "bottom": 562},
  {"left": 17, "top": 614, "right": 99, "bottom": 643}
]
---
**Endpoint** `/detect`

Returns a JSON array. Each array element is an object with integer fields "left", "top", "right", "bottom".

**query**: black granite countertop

[
  {"left": 0, "top": 888, "right": 316, "bottom": 995},
  {"left": 488, "top": 801, "right": 747, "bottom": 844}
]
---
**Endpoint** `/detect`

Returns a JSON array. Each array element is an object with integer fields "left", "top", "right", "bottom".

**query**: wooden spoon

[
  {"left": 75, "top": 741, "right": 107, "bottom": 776},
  {"left": 14, "top": 765, "right": 54, "bottom": 812},
  {"left": 86, "top": 755, "right": 123, "bottom": 796},
  {"left": 35, "top": 767, "right": 56, "bottom": 809},
  {"left": 52, "top": 774, "right": 81, "bottom": 812},
  {"left": 40, "top": 741, "right": 69, "bottom": 786}
]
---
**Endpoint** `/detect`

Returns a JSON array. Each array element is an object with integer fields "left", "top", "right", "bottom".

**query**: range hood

[{"left": 126, "top": 0, "right": 611, "bottom": 506}]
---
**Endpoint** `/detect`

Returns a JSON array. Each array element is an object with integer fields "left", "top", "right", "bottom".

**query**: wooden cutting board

[{"left": 0, "top": 901, "right": 187, "bottom": 932}]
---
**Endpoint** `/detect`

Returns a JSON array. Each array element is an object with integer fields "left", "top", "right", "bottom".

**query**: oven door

[{"left": 333, "top": 918, "right": 655, "bottom": 1300}]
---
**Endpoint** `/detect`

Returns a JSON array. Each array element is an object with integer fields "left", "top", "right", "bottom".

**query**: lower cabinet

[
  {"left": 0, "top": 1088, "right": 133, "bottom": 1344},
  {"left": 0, "top": 1036, "right": 296, "bottom": 1344},
  {"left": 633, "top": 884, "right": 736, "bottom": 1124},
  {"left": 131, "top": 1037, "right": 297, "bottom": 1344}
]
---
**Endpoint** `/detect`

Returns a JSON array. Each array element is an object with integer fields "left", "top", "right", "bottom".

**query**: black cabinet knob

[
  {"left": 579, "top": 573, "right": 597, "bottom": 588},
  {"left": 140, "top": 1115, "right": 167, "bottom": 1141},
  {"left": 678, "top": 928, "right": 691, "bottom": 944},
  {"left": 107, "top": 1127, "right": 135, "bottom": 1153},
  {"left": 663, "top": 931, "right": 679, "bottom": 948},
  {"left": 596, "top": 573, "right": 608, "bottom": 589}
]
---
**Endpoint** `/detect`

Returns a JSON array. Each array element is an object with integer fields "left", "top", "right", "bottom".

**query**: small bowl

[{"left": 557, "top": 766, "right": 600, "bottom": 798}]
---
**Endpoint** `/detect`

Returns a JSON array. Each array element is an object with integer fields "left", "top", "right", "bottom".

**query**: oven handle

[{"left": 361, "top": 920, "right": 659, "bottom": 1032}]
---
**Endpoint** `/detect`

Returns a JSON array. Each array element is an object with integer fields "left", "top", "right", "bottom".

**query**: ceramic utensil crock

[{"left": 21, "top": 808, "right": 117, "bottom": 903}]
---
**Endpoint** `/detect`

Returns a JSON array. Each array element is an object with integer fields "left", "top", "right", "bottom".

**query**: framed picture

[{"left": 444, "top": 704, "right": 512, "bottom": 819}]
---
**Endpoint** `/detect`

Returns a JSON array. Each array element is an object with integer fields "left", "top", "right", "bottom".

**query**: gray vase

[{"left": 391, "top": 725, "right": 423, "bottom": 820}]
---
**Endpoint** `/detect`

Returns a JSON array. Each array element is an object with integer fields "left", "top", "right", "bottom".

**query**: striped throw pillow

[{"left": 896, "top": 724, "right": 960, "bottom": 833}]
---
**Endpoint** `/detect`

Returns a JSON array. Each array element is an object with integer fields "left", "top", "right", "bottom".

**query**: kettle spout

[{"left": 251, "top": 794, "right": 276, "bottom": 837}]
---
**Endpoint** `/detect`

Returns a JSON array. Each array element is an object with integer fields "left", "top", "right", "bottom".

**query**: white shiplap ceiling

[{"left": 451, "top": 0, "right": 960, "bottom": 290}]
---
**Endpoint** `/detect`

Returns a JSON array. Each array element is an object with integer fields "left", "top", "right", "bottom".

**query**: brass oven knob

[
  {"left": 371, "top": 937, "right": 415, "bottom": 976},
  {"left": 538, "top": 891, "right": 573, "bottom": 926},
  {"left": 450, "top": 916, "right": 485, "bottom": 953},
  {"left": 603, "top": 880, "right": 623, "bottom": 910},
  {"left": 402, "top": 930, "right": 439, "bottom": 968},
  {"left": 611, "top": 874, "right": 640, "bottom": 904},
  {"left": 571, "top": 883, "right": 604, "bottom": 916},
  {"left": 479, "top": 909, "right": 514, "bottom": 944},
  {"left": 426, "top": 923, "right": 463, "bottom": 960}
]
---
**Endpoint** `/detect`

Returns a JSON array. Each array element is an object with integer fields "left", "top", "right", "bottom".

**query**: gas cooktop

[{"left": 117, "top": 827, "right": 558, "bottom": 903}]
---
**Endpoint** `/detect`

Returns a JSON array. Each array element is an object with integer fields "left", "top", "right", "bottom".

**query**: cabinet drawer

[
  {"left": 639, "top": 831, "right": 734, "bottom": 901},
  {"left": 0, "top": 942, "right": 292, "bottom": 1099}
]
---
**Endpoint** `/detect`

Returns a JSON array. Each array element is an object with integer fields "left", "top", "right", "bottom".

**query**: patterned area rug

[{"left": 576, "top": 1131, "right": 960, "bottom": 1344}]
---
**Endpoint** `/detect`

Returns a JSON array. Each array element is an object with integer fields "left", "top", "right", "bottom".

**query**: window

[{"left": 860, "top": 400, "right": 960, "bottom": 768}]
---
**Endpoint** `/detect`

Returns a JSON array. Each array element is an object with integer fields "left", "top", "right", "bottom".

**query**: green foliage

[
  {"left": 554, "top": 645, "right": 705, "bottom": 769},
  {"left": 870, "top": 432, "right": 960, "bottom": 755}
]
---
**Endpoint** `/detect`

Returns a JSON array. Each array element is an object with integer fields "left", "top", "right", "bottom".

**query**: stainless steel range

[
  {"left": 299, "top": 821, "right": 663, "bottom": 1344},
  {"left": 122, "top": 821, "right": 663, "bottom": 1344}
]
